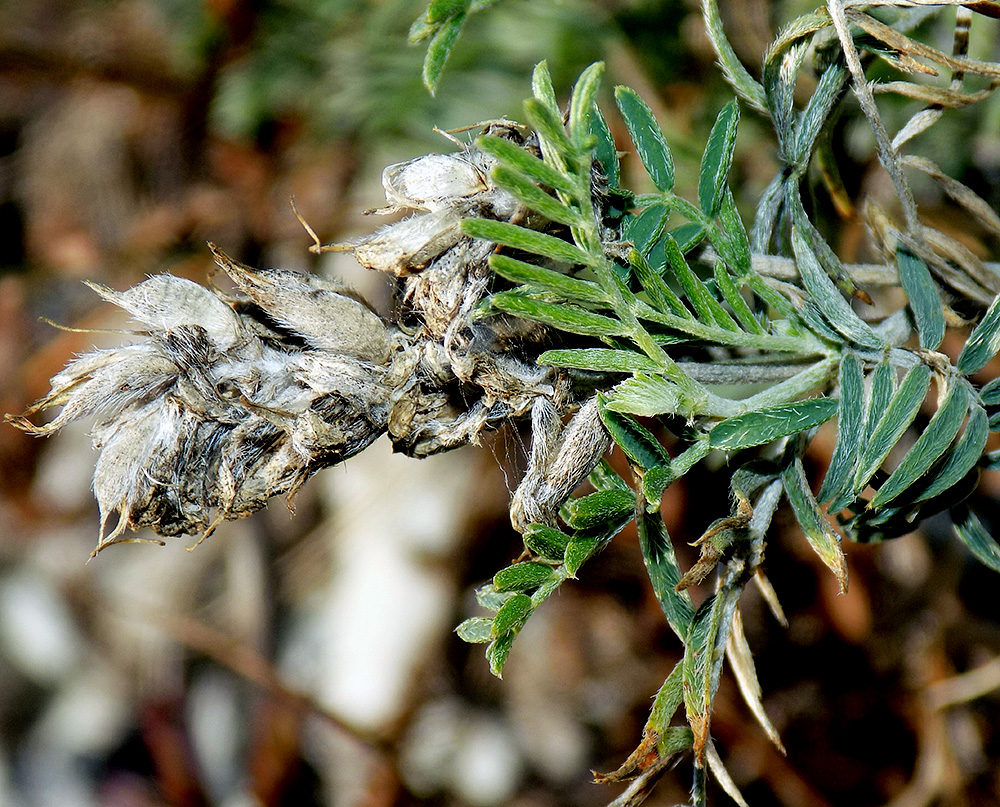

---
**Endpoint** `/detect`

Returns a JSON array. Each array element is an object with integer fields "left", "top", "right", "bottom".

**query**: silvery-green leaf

[
  {"left": 605, "top": 373, "right": 683, "bottom": 417},
  {"left": 897, "top": 248, "right": 945, "bottom": 350},
  {"left": 492, "top": 166, "right": 582, "bottom": 227},
  {"left": 854, "top": 364, "right": 931, "bottom": 496},
  {"left": 630, "top": 248, "right": 690, "bottom": 318},
  {"left": 490, "top": 254, "right": 606, "bottom": 303},
  {"left": 637, "top": 505, "right": 694, "bottom": 639},
  {"left": 791, "top": 225, "right": 881, "bottom": 348},
  {"left": 709, "top": 398, "right": 838, "bottom": 452},
  {"left": 869, "top": 380, "right": 970, "bottom": 509},
  {"left": 958, "top": 290, "right": 1000, "bottom": 374},
  {"left": 819, "top": 353, "right": 864, "bottom": 508},
  {"left": 476, "top": 135, "right": 574, "bottom": 193},
  {"left": 598, "top": 398, "right": 671, "bottom": 468},
  {"left": 488, "top": 292, "right": 626, "bottom": 337},
  {"left": 568, "top": 62, "right": 605, "bottom": 150},
  {"left": 951, "top": 506, "right": 1000, "bottom": 574},
  {"left": 422, "top": 12, "right": 466, "bottom": 94},
  {"left": 615, "top": 86, "right": 675, "bottom": 192},
  {"left": 538, "top": 348, "right": 659, "bottom": 373},
  {"left": 456, "top": 617, "right": 493, "bottom": 643},
  {"left": 783, "top": 456, "right": 848, "bottom": 592},
  {"left": 914, "top": 404, "right": 987, "bottom": 504},
  {"left": 463, "top": 219, "right": 591, "bottom": 265},
  {"left": 698, "top": 100, "right": 740, "bottom": 216}
]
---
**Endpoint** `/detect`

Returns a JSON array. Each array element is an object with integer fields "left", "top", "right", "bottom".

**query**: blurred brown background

[{"left": 2, "top": 1, "right": 1000, "bottom": 805}]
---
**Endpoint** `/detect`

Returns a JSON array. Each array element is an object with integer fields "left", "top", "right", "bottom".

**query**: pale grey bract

[{"left": 11, "top": 123, "right": 610, "bottom": 556}]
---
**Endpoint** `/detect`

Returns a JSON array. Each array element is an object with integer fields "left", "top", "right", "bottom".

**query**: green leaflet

[
  {"left": 493, "top": 561, "right": 556, "bottom": 592},
  {"left": 565, "top": 489, "right": 635, "bottom": 531},
  {"left": 492, "top": 593, "right": 534, "bottom": 635},
  {"left": 487, "top": 633, "right": 514, "bottom": 677},
  {"left": 913, "top": 404, "right": 987, "bottom": 504},
  {"left": 854, "top": 364, "right": 932, "bottom": 496},
  {"left": 709, "top": 398, "right": 838, "bottom": 452},
  {"left": 637, "top": 504, "right": 694, "bottom": 640},
  {"left": 463, "top": 219, "right": 591, "bottom": 265},
  {"left": 699, "top": 100, "right": 740, "bottom": 217},
  {"left": 630, "top": 248, "right": 690, "bottom": 318},
  {"left": 491, "top": 165, "right": 581, "bottom": 227},
  {"left": 713, "top": 261, "right": 764, "bottom": 334},
  {"left": 475, "top": 583, "right": 514, "bottom": 612},
  {"left": 615, "top": 86, "right": 675, "bottom": 192},
  {"left": 490, "top": 254, "right": 606, "bottom": 303},
  {"left": 598, "top": 398, "right": 672, "bottom": 468},
  {"left": 980, "top": 378, "right": 1000, "bottom": 406},
  {"left": 589, "top": 458, "right": 631, "bottom": 492},
  {"left": 791, "top": 225, "right": 882, "bottom": 349},
  {"left": 682, "top": 585, "right": 740, "bottom": 760},
  {"left": 869, "top": 380, "right": 970, "bottom": 509},
  {"left": 530, "top": 61, "right": 560, "bottom": 117},
  {"left": 487, "top": 291, "right": 626, "bottom": 337},
  {"left": 647, "top": 661, "right": 686, "bottom": 738},
  {"left": 624, "top": 203, "right": 671, "bottom": 257},
  {"left": 664, "top": 236, "right": 739, "bottom": 331},
  {"left": 538, "top": 348, "right": 660, "bottom": 374},
  {"left": 417, "top": 9, "right": 468, "bottom": 94},
  {"left": 818, "top": 353, "right": 864, "bottom": 507},
  {"left": 951, "top": 506, "right": 1000, "bottom": 574},
  {"left": 564, "top": 535, "right": 600, "bottom": 576},
  {"left": 588, "top": 104, "right": 620, "bottom": 185},
  {"left": 897, "top": 249, "right": 945, "bottom": 351},
  {"left": 958, "top": 290, "right": 1000, "bottom": 375},
  {"left": 716, "top": 188, "right": 752, "bottom": 276},
  {"left": 605, "top": 373, "right": 684, "bottom": 417},
  {"left": 524, "top": 97, "right": 575, "bottom": 163},
  {"left": 455, "top": 616, "right": 493, "bottom": 643},
  {"left": 641, "top": 465, "right": 675, "bottom": 510},
  {"left": 861, "top": 361, "right": 896, "bottom": 446},
  {"left": 475, "top": 135, "right": 574, "bottom": 193},
  {"left": 783, "top": 456, "right": 848, "bottom": 591},
  {"left": 568, "top": 62, "right": 605, "bottom": 151},
  {"left": 793, "top": 62, "right": 849, "bottom": 164},
  {"left": 522, "top": 525, "right": 571, "bottom": 562}
]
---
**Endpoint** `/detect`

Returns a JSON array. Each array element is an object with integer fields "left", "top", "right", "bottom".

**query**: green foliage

[{"left": 424, "top": 3, "right": 1000, "bottom": 803}]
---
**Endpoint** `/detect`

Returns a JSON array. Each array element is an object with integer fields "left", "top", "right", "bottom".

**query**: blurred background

[{"left": 2, "top": 1, "right": 1000, "bottom": 805}]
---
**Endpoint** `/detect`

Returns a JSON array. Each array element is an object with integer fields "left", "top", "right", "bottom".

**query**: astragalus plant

[{"left": 10, "top": 1, "right": 1000, "bottom": 804}]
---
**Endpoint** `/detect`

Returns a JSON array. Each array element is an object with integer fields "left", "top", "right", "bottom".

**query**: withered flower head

[{"left": 10, "top": 124, "right": 610, "bottom": 556}]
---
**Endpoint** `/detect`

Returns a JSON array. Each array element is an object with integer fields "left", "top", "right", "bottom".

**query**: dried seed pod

[
  {"left": 383, "top": 153, "right": 489, "bottom": 211},
  {"left": 349, "top": 210, "right": 465, "bottom": 276},
  {"left": 208, "top": 243, "right": 390, "bottom": 362}
]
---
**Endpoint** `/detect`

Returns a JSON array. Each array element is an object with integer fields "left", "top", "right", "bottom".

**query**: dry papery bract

[{"left": 9, "top": 122, "right": 610, "bottom": 556}]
